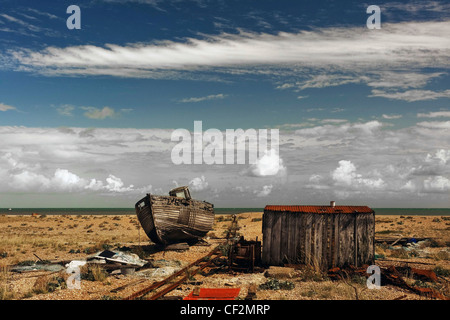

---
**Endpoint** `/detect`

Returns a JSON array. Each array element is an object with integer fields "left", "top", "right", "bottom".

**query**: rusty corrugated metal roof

[{"left": 264, "top": 205, "right": 373, "bottom": 214}]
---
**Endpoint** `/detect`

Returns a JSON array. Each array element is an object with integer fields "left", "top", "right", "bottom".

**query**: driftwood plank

[
  {"left": 314, "top": 214, "right": 323, "bottom": 269},
  {"left": 368, "top": 212, "right": 375, "bottom": 264},
  {"left": 298, "top": 214, "right": 306, "bottom": 264},
  {"left": 304, "top": 213, "right": 312, "bottom": 265},
  {"left": 271, "top": 213, "right": 282, "bottom": 265},
  {"left": 338, "top": 214, "right": 355, "bottom": 266},
  {"left": 286, "top": 213, "right": 297, "bottom": 263},
  {"left": 360, "top": 213, "right": 374, "bottom": 265},
  {"left": 333, "top": 214, "right": 339, "bottom": 268},
  {"left": 262, "top": 212, "right": 272, "bottom": 265},
  {"left": 280, "top": 213, "right": 289, "bottom": 264},
  {"left": 355, "top": 214, "right": 363, "bottom": 267},
  {"left": 322, "top": 214, "right": 329, "bottom": 270}
]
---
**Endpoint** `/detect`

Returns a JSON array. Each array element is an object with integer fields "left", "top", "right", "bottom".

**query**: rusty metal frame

[{"left": 123, "top": 246, "right": 222, "bottom": 300}]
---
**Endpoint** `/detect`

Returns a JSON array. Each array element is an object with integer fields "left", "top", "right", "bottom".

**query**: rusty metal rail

[{"left": 123, "top": 245, "right": 223, "bottom": 300}]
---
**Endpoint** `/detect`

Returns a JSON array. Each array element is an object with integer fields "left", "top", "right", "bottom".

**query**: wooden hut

[{"left": 262, "top": 203, "right": 375, "bottom": 270}]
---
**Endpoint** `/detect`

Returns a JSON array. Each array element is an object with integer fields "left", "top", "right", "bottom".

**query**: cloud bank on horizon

[
  {"left": 0, "top": 0, "right": 449, "bottom": 207},
  {"left": 0, "top": 119, "right": 448, "bottom": 207}
]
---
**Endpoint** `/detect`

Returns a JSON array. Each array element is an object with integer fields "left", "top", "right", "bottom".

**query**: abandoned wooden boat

[{"left": 135, "top": 186, "right": 215, "bottom": 245}]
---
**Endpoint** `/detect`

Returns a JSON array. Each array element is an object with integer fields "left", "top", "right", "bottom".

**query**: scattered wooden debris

[
  {"left": 327, "top": 264, "right": 449, "bottom": 300},
  {"left": 228, "top": 236, "right": 262, "bottom": 273},
  {"left": 10, "top": 260, "right": 65, "bottom": 273},
  {"left": 375, "top": 237, "right": 432, "bottom": 246},
  {"left": 376, "top": 258, "right": 435, "bottom": 266},
  {"left": 264, "top": 266, "right": 296, "bottom": 279},
  {"left": 123, "top": 245, "right": 223, "bottom": 300}
]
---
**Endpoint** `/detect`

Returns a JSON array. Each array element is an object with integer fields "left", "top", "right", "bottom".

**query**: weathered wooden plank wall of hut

[{"left": 262, "top": 205, "right": 375, "bottom": 270}]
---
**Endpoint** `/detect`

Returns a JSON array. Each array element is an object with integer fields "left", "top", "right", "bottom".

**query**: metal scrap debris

[
  {"left": 11, "top": 261, "right": 65, "bottom": 273},
  {"left": 327, "top": 264, "right": 449, "bottom": 300},
  {"left": 87, "top": 249, "right": 148, "bottom": 268},
  {"left": 228, "top": 236, "right": 262, "bottom": 273}
]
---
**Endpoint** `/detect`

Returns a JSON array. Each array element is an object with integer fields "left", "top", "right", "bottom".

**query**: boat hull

[{"left": 135, "top": 194, "right": 214, "bottom": 245}]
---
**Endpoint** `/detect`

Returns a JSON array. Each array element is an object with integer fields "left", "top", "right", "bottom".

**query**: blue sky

[{"left": 0, "top": 0, "right": 449, "bottom": 208}]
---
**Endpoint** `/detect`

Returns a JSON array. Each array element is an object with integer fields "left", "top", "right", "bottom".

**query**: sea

[{"left": 1, "top": 207, "right": 450, "bottom": 216}]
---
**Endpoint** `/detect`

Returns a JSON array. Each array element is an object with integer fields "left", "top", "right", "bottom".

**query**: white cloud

[
  {"left": 189, "top": 175, "right": 209, "bottom": 191},
  {"left": 0, "top": 102, "right": 16, "bottom": 112},
  {"left": 104, "top": 175, "right": 130, "bottom": 192},
  {"left": 6, "top": 19, "right": 450, "bottom": 105},
  {"left": 255, "top": 184, "right": 273, "bottom": 197},
  {"left": 82, "top": 106, "right": 117, "bottom": 119},
  {"left": 10, "top": 21, "right": 450, "bottom": 80},
  {"left": 0, "top": 13, "right": 41, "bottom": 32},
  {"left": 433, "top": 149, "right": 450, "bottom": 165},
  {"left": 57, "top": 104, "right": 75, "bottom": 116},
  {"left": 367, "top": 71, "right": 444, "bottom": 89},
  {"left": 52, "top": 169, "right": 85, "bottom": 191},
  {"left": 26, "top": 8, "right": 59, "bottom": 20},
  {"left": 56, "top": 105, "right": 132, "bottom": 118},
  {"left": 382, "top": 114, "right": 403, "bottom": 119},
  {"left": 7, "top": 168, "right": 86, "bottom": 192},
  {"left": 332, "top": 160, "right": 385, "bottom": 189},
  {"left": 303, "top": 143, "right": 449, "bottom": 201},
  {"left": 401, "top": 180, "right": 417, "bottom": 192},
  {"left": 294, "top": 120, "right": 383, "bottom": 138},
  {"left": 276, "top": 123, "right": 311, "bottom": 130},
  {"left": 417, "top": 111, "right": 450, "bottom": 118},
  {"left": 309, "top": 174, "right": 323, "bottom": 184},
  {"left": 7, "top": 166, "right": 152, "bottom": 194},
  {"left": 248, "top": 148, "right": 286, "bottom": 177},
  {"left": 9, "top": 170, "right": 51, "bottom": 192},
  {"left": 320, "top": 119, "right": 348, "bottom": 124},
  {"left": 416, "top": 121, "right": 450, "bottom": 129},
  {"left": 424, "top": 176, "right": 450, "bottom": 192},
  {"left": 6, "top": 165, "right": 145, "bottom": 194},
  {"left": 0, "top": 122, "right": 449, "bottom": 206},
  {"left": 382, "top": 1, "right": 450, "bottom": 14},
  {"left": 178, "top": 94, "right": 227, "bottom": 103},
  {"left": 370, "top": 89, "right": 450, "bottom": 102},
  {"left": 407, "top": 149, "right": 450, "bottom": 178},
  {"left": 0, "top": 127, "right": 170, "bottom": 196},
  {"left": 85, "top": 178, "right": 105, "bottom": 191},
  {"left": 276, "top": 83, "right": 294, "bottom": 90},
  {"left": 297, "top": 74, "right": 362, "bottom": 90},
  {"left": 332, "top": 160, "right": 356, "bottom": 186}
]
